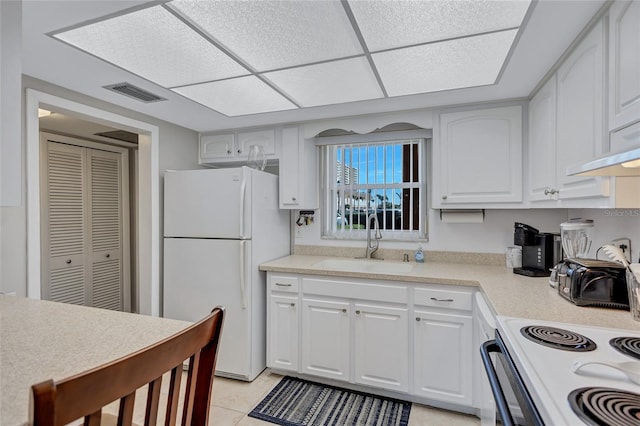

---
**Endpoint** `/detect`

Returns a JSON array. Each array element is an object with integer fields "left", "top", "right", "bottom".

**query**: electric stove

[{"left": 496, "top": 316, "right": 640, "bottom": 425}]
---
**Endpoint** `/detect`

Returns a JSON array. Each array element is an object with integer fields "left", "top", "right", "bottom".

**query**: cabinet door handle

[
  {"left": 66, "top": 259, "right": 72, "bottom": 264},
  {"left": 105, "top": 254, "right": 110, "bottom": 258},
  {"left": 275, "top": 283, "right": 292, "bottom": 287},
  {"left": 342, "top": 308, "right": 347, "bottom": 313},
  {"left": 227, "top": 150, "right": 232, "bottom": 155},
  {"left": 430, "top": 297, "right": 454, "bottom": 302},
  {"left": 290, "top": 303, "right": 295, "bottom": 307},
  {"left": 442, "top": 195, "right": 448, "bottom": 200},
  {"left": 415, "top": 317, "right": 421, "bottom": 322},
  {"left": 291, "top": 197, "right": 297, "bottom": 202},
  {"left": 355, "top": 310, "right": 361, "bottom": 315}
]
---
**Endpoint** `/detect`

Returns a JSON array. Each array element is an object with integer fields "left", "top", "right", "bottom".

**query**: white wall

[
  {"left": 293, "top": 208, "right": 569, "bottom": 254},
  {"left": 0, "top": 0, "right": 22, "bottom": 207},
  {"left": 294, "top": 207, "right": 640, "bottom": 261},
  {"left": 569, "top": 208, "right": 640, "bottom": 263},
  {"left": 0, "top": 76, "right": 200, "bottom": 298}
]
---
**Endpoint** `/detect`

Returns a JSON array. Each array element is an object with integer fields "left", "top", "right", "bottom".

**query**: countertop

[
  {"left": 0, "top": 296, "right": 191, "bottom": 426},
  {"left": 260, "top": 255, "right": 640, "bottom": 331}
]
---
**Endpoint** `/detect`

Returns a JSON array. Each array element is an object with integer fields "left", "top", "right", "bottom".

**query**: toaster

[{"left": 556, "top": 258, "right": 629, "bottom": 309}]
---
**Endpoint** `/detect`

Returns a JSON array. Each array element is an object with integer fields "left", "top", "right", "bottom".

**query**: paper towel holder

[{"left": 439, "top": 209, "right": 485, "bottom": 223}]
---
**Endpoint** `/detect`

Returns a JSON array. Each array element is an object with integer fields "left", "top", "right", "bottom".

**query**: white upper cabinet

[
  {"left": 199, "top": 133, "right": 236, "bottom": 160},
  {"left": 199, "top": 128, "right": 277, "bottom": 164},
  {"left": 528, "top": 19, "right": 610, "bottom": 206},
  {"left": 608, "top": 0, "right": 640, "bottom": 132},
  {"left": 433, "top": 105, "right": 523, "bottom": 208},
  {"left": 279, "top": 126, "right": 318, "bottom": 209},
  {"left": 555, "top": 19, "right": 609, "bottom": 201},
  {"left": 237, "top": 129, "right": 276, "bottom": 156},
  {"left": 528, "top": 75, "right": 558, "bottom": 202}
]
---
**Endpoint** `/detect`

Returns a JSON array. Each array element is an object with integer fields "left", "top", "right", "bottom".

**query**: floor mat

[{"left": 248, "top": 376, "right": 411, "bottom": 426}]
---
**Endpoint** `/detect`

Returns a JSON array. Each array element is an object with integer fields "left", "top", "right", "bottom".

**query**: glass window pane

[{"left": 324, "top": 138, "right": 426, "bottom": 239}]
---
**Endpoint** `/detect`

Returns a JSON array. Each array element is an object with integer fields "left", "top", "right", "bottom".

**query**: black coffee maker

[{"left": 513, "top": 223, "right": 563, "bottom": 277}]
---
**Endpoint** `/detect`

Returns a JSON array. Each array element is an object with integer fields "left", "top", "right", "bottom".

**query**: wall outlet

[{"left": 609, "top": 238, "right": 631, "bottom": 262}]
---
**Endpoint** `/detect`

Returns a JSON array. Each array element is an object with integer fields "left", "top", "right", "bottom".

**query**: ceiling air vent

[{"left": 104, "top": 83, "right": 166, "bottom": 103}]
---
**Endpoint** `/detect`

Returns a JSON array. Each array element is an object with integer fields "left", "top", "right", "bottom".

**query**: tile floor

[{"left": 211, "top": 369, "right": 481, "bottom": 426}]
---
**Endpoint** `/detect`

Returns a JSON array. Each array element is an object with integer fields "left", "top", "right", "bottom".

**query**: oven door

[{"left": 480, "top": 331, "right": 545, "bottom": 426}]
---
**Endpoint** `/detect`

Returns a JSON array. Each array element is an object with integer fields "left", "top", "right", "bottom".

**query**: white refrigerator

[{"left": 163, "top": 167, "right": 290, "bottom": 381}]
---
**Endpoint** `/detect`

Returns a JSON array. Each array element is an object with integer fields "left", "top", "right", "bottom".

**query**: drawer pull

[
  {"left": 275, "top": 283, "right": 292, "bottom": 287},
  {"left": 290, "top": 303, "right": 295, "bottom": 307},
  {"left": 416, "top": 317, "right": 421, "bottom": 322},
  {"left": 430, "top": 297, "right": 454, "bottom": 302},
  {"left": 66, "top": 259, "right": 72, "bottom": 264},
  {"left": 342, "top": 308, "right": 347, "bottom": 313},
  {"left": 355, "top": 310, "right": 361, "bottom": 315}
]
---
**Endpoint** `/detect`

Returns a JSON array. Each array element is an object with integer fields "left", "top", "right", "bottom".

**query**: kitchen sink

[{"left": 312, "top": 258, "right": 414, "bottom": 274}]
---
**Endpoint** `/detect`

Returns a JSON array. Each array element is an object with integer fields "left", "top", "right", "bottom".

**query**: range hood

[
  {"left": 566, "top": 147, "right": 640, "bottom": 176},
  {"left": 567, "top": 121, "right": 640, "bottom": 177}
]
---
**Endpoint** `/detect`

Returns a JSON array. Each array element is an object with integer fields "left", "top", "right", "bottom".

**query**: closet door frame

[{"left": 40, "top": 132, "right": 131, "bottom": 311}]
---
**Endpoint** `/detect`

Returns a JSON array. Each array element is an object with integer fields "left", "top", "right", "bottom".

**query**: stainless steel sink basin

[{"left": 312, "top": 258, "right": 413, "bottom": 274}]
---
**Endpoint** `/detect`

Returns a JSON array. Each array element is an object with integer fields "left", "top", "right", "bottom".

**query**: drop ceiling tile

[
  {"left": 264, "top": 57, "right": 383, "bottom": 107},
  {"left": 54, "top": 5, "right": 248, "bottom": 88},
  {"left": 172, "top": 76, "right": 297, "bottom": 117},
  {"left": 373, "top": 30, "right": 518, "bottom": 97},
  {"left": 170, "top": 0, "right": 363, "bottom": 71},
  {"left": 349, "top": 0, "right": 530, "bottom": 52}
]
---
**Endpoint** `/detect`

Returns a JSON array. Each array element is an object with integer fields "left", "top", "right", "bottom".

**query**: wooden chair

[{"left": 30, "top": 306, "right": 225, "bottom": 426}]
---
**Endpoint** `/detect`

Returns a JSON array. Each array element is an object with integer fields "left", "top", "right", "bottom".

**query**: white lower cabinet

[
  {"left": 413, "top": 309, "right": 473, "bottom": 405},
  {"left": 268, "top": 294, "right": 299, "bottom": 372},
  {"left": 301, "top": 297, "right": 350, "bottom": 381},
  {"left": 266, "top": 272, "right": 474, "bottom": 410},
  {"left": 354, "top": 303, "right": 409, "bottom": 392}
]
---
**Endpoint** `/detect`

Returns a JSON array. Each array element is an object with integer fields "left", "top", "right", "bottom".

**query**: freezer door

[
  {"left": 164, "top": 168, "right": 251, "bottom": 239},
  {"left": 163, "top": 238, "right": 255, "bottom": 379}
]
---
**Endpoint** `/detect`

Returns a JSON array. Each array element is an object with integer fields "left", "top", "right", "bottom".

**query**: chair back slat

[
  {"left": 144, "top": 377, "right": 162, "bottom": 425},
  {"left": 119, "top": 391, "right": 136, "bottom": 426},
  {"left": 180, "top": 353, "right": 200, "bottom": 426},
  {"left": 31, "top": 307, "right": 224, "bottom": 426},
  {"left": 164, "top": 367, "right": 182, "bottom": 426},
  {"left": 84, "top": 411, "right": 101, "bottom": 426}
]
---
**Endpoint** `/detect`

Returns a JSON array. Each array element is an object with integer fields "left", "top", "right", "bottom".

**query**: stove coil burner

[
  {"left": 520, "top": 325, "right": 597, "bottom": 351},
  {"left": 569, "top": 387, "right": 640, "bottom": 426},
  {"left": 610, "top": 337, "right": 640, "bottom": 361}
]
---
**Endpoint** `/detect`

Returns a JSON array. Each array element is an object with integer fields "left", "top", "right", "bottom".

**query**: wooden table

[{"left": 0, "top": 296, "right": 191, "bottom": 425}]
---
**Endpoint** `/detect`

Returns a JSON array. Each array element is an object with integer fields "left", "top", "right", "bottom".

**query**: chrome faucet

[{"left": 365, "top": 213, "right": 382, "bottom": 259}]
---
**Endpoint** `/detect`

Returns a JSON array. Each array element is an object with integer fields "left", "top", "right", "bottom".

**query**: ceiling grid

[{"left": 51, "top": 0, "right": 532, "bottom": 117}]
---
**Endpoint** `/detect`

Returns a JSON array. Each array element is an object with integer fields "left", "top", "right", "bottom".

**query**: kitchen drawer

[
  {"left": 302, "top": 277, "right": 407, "bottom": 304},
  {"left": 270, "top": 275, "right": 299, "bottom": 293},
  {"left": 414, "top": 286, "right": 473, "bottom": 311}
]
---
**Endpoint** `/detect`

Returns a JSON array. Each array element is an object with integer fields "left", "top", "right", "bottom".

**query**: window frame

[{"left": 318, "top": 130, "right": 430, "bottom": 241}]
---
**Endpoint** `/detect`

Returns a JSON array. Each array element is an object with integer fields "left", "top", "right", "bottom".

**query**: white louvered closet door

[
  {"left": 43, "top": 142, "right": 87, "bottom": 305},
  {"left": 42, "top": 140, "right": 125, "bottom": 311},
  {"left": 88, "top": 149, "right": 123, "bottom": 310}
]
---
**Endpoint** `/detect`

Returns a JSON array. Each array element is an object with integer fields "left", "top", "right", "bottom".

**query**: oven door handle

[{"left": 481, "top": 340, "right": 516, "bottom": 426}]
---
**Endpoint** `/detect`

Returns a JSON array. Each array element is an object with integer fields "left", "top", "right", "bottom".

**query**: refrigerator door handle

[
  {"left": 240, "top": 241, "right": 247, "bottom": 309},
  {"left": 239, "top": 175, "right": 247, "bottom": 239}
]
